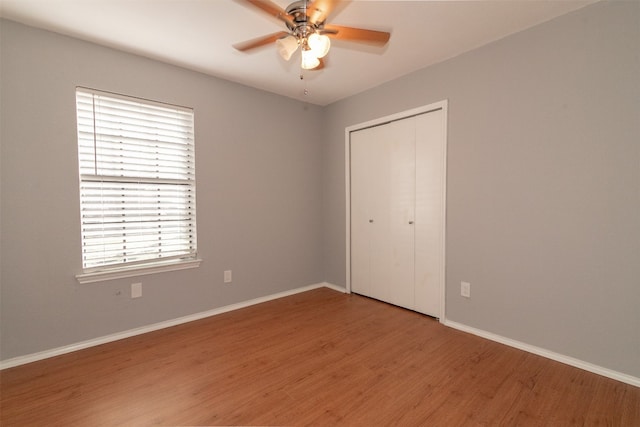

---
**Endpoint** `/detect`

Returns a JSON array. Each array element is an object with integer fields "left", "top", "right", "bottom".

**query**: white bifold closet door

[{"left": 350, "top": 109, "right": 445, "bottom": 317}]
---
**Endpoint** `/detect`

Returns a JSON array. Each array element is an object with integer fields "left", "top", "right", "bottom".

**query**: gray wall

[
  {"left": 323, "top": 0, "right": 639, "bottom": 378},
  {"left": 0, "top": 20, "right": 324, "bottom": 360}
]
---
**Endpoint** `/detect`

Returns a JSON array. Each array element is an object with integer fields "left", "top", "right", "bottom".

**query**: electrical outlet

[
  {"left": 224, "top": 270, "right": 232, "bottom": 283},
  {"left": 461, "top": 281, "right": 471, "bottom": 298},
  {"left": 131, "top": 282, "right": 142, "bottom": 298}
]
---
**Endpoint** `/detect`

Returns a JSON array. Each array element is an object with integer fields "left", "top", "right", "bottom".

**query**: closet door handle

[
  {"left": 408, "top": 221, "right": 414, "bottom": 224},
  {"left": 369, "top": 219, "right": 374, "bottom": 223}
]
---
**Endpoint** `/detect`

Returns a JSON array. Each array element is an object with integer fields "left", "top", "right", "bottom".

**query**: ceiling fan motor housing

[{"left": 285, "top": 0, "right": 325, "bottom": 38}]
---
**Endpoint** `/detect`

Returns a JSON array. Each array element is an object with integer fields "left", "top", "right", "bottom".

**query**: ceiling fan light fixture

[
  {"left": 301, "top": 47, "right": 320, "bottom": 69},
  {"left": 307, "top": 33, "right": 330, "bottom": 58},
  {"left": 276, "top": 35, "right": 299, "bottom": 61}
]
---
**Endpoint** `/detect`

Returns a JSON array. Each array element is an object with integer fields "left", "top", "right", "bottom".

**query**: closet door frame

[{"left": 345, "top": 100, "right": 448, "bottom": 322}]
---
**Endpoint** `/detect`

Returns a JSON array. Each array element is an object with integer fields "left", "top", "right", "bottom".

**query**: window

[{"left": 75, "top": 88, "right": 198, "bottom": 282}]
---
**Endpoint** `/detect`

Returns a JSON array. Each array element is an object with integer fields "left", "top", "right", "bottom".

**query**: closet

[{"left": 349, "top": 106, "right": 446, "bottom": 318}]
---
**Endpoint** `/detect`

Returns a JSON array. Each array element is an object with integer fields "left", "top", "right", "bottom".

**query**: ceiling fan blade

[
  {"left": 240, "top": 0, "right": 295, "bottom": 27},
  {"left": 323, "top": 24, "right": 390, "bottom": 45},
  {"left": 308, "top": 0, "right": 341, "bottom": 25},
  {"left": 233, "top": 31, "right": 290, "bottom": 52}
]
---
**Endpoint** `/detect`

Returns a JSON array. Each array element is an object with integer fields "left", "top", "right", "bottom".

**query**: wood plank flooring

[{"left": 1, "top": 287, "right": 638, "bottom": 426}]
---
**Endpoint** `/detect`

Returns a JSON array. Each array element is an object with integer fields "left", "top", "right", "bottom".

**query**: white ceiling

[{"left": 0, "top": 0, "right": 596, "bottom": 106}]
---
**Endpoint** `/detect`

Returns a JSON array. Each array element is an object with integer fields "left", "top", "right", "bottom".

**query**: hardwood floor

[{"left": 1, "top": 287, "right": 638, "bottom": 426}]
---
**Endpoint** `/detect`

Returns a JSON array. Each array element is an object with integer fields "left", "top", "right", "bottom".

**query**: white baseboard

[
  {"left": 443, "top": 319, "right": 640, "bottom": 388},
  {"left": 322, "top": 282, "right": 348, "bottom": 293},
  {"left": 6, "top": 285, "right": 635, "bottom": 389},
  {"left": 0, "top": 282, "right": 340, "bottom": 370}
]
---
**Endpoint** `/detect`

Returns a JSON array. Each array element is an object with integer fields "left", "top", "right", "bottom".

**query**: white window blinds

[{"left": 76, "top": 88, "right": 197, "bottom": 271}]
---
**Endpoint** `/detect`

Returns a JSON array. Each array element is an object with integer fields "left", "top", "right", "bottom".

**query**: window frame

[{"left": 74, "top": 87, "right": 201, "bottom": 284}]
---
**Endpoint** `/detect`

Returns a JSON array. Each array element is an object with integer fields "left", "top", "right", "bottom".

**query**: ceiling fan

[{"left": 233, "top": 0, "right": 391, "bottom": 71}]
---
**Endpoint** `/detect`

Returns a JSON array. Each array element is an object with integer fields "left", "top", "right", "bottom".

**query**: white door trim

[{"left": 344, "top": 100, "right": 448, "bottom": 322}]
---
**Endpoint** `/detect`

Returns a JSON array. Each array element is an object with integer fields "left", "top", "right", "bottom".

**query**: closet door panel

[
  {"left": 367, "top": 125, "right": 394, "bottom": 303},
  {"left": 385, "top": 119, "right": 416, "bottom": 309},
  {"left": 414, "top": 110, "right": 445, "bottom": 317},
  {"left": 350, "top": 127, "right": 376, "bottom": 297}
]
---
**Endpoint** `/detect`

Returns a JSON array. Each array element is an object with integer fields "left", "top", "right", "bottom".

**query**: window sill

[{"left": 76, "top": 258, "right": 202, "bottom": 284}]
